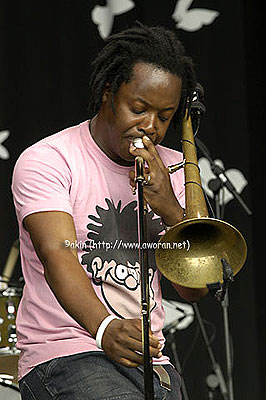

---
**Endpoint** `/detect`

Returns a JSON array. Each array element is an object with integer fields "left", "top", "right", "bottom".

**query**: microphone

[
  {"left": 190, "top": 83, "right": 206, "bottom": 136},
  {"left": 212, "top": 164, "right": 237, "bottom": 193},
  {"left": 191, "top": 82, "right": 206, "bottom": 116}
]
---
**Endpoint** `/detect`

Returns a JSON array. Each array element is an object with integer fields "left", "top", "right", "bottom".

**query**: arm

[
  {"left": 171, "top": 283, "right": 208, "bottom": 302},
  {"left": 24, "top": 210, "right": 162, "bottom": 367}
]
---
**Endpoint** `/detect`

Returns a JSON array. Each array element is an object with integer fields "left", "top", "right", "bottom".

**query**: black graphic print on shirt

[{"left": 81, "top": 199, "right": 163, "bottom": 319}]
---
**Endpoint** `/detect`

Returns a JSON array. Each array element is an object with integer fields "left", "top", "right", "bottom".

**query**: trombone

[{"left": 155, "top": 109, "right": 247, "bottom": 289}]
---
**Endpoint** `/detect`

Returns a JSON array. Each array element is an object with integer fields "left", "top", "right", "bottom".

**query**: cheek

[{"left": 155, "top": 127, "right": 170, "bottom": 146}]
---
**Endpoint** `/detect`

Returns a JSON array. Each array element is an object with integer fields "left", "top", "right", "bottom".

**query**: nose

[{"left": 137, "top": 114, "right": 157, "bottom": 136}]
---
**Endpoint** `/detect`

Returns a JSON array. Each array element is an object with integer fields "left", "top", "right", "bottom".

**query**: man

[{"left": 12, "top": 23, "right": 207, "bottom": 399}]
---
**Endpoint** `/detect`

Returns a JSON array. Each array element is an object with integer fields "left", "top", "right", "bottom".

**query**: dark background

[{"left": 0, "top": 1, "right": 264, "bottom": 399}]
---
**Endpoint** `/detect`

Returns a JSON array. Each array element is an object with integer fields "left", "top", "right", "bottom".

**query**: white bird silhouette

[
  {"left": 92, "top": 0, "right": 135, "bottom": 39},
  {"left": 198, "top": 157, "right": 248, "bottom": 206},
  {"left": 162, "top": 299, "right": 194, "bottom": 331},
  {"left": 172, "top": 0, "right": 219, "bottom": 32},
  {"left": 0, "top": 130, "right": 10, "bottom": 160}
]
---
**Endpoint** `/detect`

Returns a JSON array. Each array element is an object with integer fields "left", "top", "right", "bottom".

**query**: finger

[
  {"left": 107, "top": 337, "right": 161, "bottom": 364},
  {"left": 118, "top": 356, "right": 142, "bottom": 368},
  {"left": 117, "top": 342, "right": 162, "bottom": 368},
  {"left": 102, "top": 320, "right": 162, "bottom": 369},
  {"left": 142, "top": 136, "right": 167, "bottom": 171},
  {"left": 104, "top": 345, "right": 143, "bottom": 368},
  {"left": 129, "top": 141, "right": 168, "bottom": 189},
  {"left": 117, "top": 344, "right": 163, "bottom": 368},
  {"left": 126, "top": 334, "right": 161, "bottom": 355},
  {"left": 142, "top": 136, "right": 169, "bottom": 176},
  {"left": 114, "top": 319, "right": 160, "bottom": 350},
  {"left": 129, "top": 167, "right": 150, "bottom": 187},
  {"left": 128, "top": 137, "right": 153, "bottom": 162},
  {"left": 129, "top": 170, "right": 135, "bottom": 188}
]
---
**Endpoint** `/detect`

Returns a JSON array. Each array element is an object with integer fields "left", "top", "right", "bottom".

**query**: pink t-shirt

[{"left": 12, "top": 120, "right": 185, "bottom": 380}]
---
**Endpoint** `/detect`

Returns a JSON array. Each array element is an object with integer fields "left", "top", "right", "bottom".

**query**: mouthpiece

[{"left": 133, "top": 138, "right": 144, "bottom": 149}]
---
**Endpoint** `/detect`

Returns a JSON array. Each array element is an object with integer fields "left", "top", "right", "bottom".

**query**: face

[{"left": 97, "top": 62, "right": 182, "bottom": 166}]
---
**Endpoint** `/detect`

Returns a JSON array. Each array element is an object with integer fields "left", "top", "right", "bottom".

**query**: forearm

[
  {"left": 42, "top": 249, "right": 163, "bottom": 368},
  {"left": 160, "top": 197, "right": 184, "bottom": 227},
  {"left": 172, "top": 282, "right": 208, "bottom": 302},
  {"left": 42, "top": 248, "right": 109, "bottom": 337}
]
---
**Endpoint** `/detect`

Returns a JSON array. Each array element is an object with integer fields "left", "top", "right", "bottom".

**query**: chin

[{"left": 118, "top": 153, "right": 135, "bottom": 166}]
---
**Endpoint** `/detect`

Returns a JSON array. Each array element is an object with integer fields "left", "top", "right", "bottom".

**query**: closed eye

[
  {"left": 159, "top": 116, "right": 169, "bottom": 122},
  {"left": 131, "top": 108, "right": 145, "bottom": 115}
]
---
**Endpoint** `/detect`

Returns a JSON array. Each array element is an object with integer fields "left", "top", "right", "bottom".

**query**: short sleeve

[{"left": 12, "top": 143, "right": 73, "bottom": 223}]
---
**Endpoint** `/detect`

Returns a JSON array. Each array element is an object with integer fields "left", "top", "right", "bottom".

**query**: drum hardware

[
  {"left": 0, "top": 286, "right": 21, "bottom": 353},
  {"left": 0, "top": 374, "right": 20, "bottom": 390},
  {"left": 0, "top": 241, "right": 21, "bottom": 398},
  {"left": 1, "top": 239, "right": 20, "bottom": 283},
  {"left": 0, "top": 373, "right": 21, "bottom": 399},
  {"left": 0, "top": 287, "right": 21, "bottom": 398},
  {"left": 8, "top": 324, "right": 17, "bottom": 347}
]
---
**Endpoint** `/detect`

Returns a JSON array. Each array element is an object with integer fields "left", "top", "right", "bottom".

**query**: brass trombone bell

[{"left": 155, "top": 217, "right": 247, "bottom": 289}]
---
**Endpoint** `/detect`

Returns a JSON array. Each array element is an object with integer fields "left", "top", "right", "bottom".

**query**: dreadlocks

[{"left": 88, "top": 22, "right": 196, "bottom": 126}]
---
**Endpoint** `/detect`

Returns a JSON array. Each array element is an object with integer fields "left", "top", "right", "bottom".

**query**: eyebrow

[{"left": 134, "top": 96, "right": 176, "bottom": 111}]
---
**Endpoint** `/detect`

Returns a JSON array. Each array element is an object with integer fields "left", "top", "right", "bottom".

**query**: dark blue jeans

[{"left": 19, "top": 351, "right": 182, "bottom": 399}]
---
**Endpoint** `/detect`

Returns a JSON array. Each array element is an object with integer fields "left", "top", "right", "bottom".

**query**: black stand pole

[
  {"left": 135, "top": 156, "right": 154, "bottom": 400},
  {"left": 194, "top": 135, "right": 252, "bottom": 400},
  {"left": 190, "top": 88, "right": 251, "bottom": 400},
  {"left": 222, "top": 290, "right": 234, "bottom": 400},
  {"left": 193, "top": 302, "right": 229, "bottom": 400},
  {"left": 213, "top": 187, "right": 234, "bottom": 400}
]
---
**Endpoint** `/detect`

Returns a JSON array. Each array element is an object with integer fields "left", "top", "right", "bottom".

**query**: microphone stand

[
  {"left": 195, "top": 137, "right": 252, "bottom": 217},
  {"left": 190, "top": 86, "right": 251, "bottom": 399},
  {"left": 195, "top": 136, "right": 252, "bottom": 400},
  {"left": 164, "top": 325, "right": 190, "bottom": 400},
  {"left": 135, "top": 156, "right": 154, "bottom": 400},
  {"left": 193, "top": 302, "right": 229, "bottom": 400}
]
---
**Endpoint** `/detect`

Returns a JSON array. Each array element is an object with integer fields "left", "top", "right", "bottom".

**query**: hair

[{"left": 88, "top": 22, "right": 196, "bottom": 127}]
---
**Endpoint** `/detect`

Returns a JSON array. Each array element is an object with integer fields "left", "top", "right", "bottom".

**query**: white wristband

[{"left": 96, "top": 315, "right": 118, "bottom": 349}]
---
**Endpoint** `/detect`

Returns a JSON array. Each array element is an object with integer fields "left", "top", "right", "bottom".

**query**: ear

[{"left": 102, "top": 83, "right": 111, "bottom": 103}]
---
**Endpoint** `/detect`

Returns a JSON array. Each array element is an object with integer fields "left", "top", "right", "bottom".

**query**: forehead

[{"left": 117, "top": 62, "right": 182, "bottom": 109}]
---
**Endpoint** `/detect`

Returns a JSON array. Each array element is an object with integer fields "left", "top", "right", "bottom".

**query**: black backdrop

[{"left": 0, "top": 1, "right": 264, "bottom": 399}]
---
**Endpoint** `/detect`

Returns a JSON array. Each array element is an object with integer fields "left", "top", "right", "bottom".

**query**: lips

[
  {"left": 125, "top": 135, "right": 144, "bottom": 141},
  {"left": 125, "top": 135, "right": 157, "bottom": 145}
]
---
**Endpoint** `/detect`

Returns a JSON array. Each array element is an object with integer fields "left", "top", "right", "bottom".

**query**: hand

[
  {"left": 101, "top": 318, "right": 162, "bottom": 368},
  {"left": 129, "top": 135, "right": 183, "bottom": 225}
]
